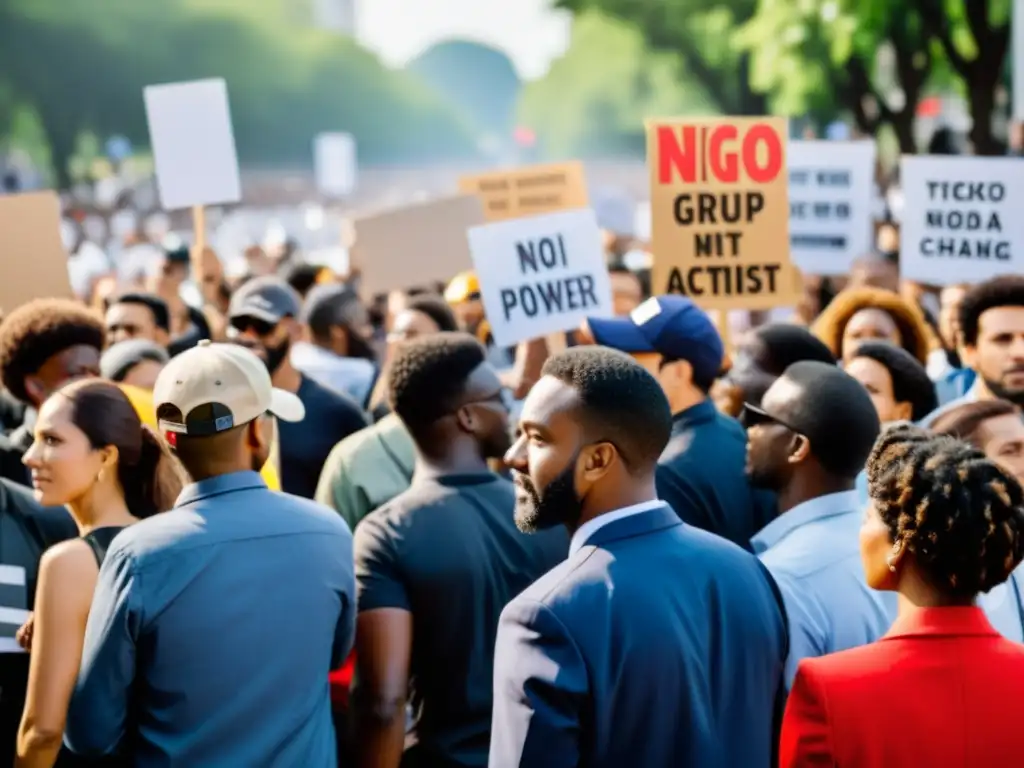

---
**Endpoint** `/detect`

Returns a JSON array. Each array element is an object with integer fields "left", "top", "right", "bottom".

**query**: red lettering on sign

[{"left": 657, "top": 123, "right": 783, "bottom": 184}]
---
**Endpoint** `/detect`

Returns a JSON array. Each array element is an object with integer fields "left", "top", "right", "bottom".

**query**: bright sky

[{"left": 355, "top": 0, "right": 572, "bottom": 80}]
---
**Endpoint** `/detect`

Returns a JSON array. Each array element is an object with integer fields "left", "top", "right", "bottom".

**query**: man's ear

[{"left": 581, "top": 442, "right": 617, "bottom": 482}]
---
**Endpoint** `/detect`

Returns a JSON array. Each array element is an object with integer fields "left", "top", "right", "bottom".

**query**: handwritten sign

[
  {"left": 467, "top": 208, "right": 613, "bottom": 347},
  {"left": 458, "top": 161, "right": 589, "bottom": 222},
  {"left": 647, "top": 117, "right": 799, "bottom": 310},
  {"left": 899, "top": 156, "right": 1024, "bottom": 285},
  {"left": 788, "top": 140, "right": 875, "bottom": 276}
]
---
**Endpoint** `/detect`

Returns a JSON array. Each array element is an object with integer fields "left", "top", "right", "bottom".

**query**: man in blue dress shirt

[
  {"left": 490, "top": 347, "right": 787, "bottom": 768},
  {"left": 746, "top": 360, "right": 896, "bottom": 688},
  {"left": 65, "top": 342, "right": 356, "bottom": 766}
]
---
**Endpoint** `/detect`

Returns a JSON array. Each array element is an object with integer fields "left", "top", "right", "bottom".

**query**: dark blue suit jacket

[{"left": 489, "top": 504, "right": 787, "bottom": 768}]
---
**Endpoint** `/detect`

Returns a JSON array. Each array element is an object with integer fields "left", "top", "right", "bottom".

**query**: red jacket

[{"left": 781, "top": 606, "right": 1024, "bottom": 767}]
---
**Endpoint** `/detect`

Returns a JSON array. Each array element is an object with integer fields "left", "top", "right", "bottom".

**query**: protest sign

[
  {"left": 459, "top": 161, "right": 589, "bottom": 222},
  {"left": 899, "top": 156, "right": 1024, "bottom": 286},
  {"left": 314, "top": 133, "right": 357, "bottom": 198},
  {"left": 788, "top": 140, "right": 875, "bottom": 276},
  {"left": 143, "top": 78, "right": 241, "bottom": 211},
  {"left": 0, "top": 191, "right": 74, "bottom": 313},
  {"left": 646, "top": 116, "right": 801, "bottom": 310},
  {"left": 350, "top": 195, "right": 484, "bottom": 295},
  {"left": 467, "top": 208, "right": 613, "bottom": 348}
]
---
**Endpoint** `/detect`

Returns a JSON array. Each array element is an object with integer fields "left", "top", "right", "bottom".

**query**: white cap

[{"left": 154, "top": 341, "right": 304, "bottom": 436}]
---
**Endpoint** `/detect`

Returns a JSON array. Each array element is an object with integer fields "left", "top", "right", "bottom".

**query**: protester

[
  {"left": 491, "top": 347, "right": 786, "bottom": 768},
  {"left": 713, "top": 323, "right": 835, "bottom": 418},
  {"left": 228, "top": 276, "right": 368, "bottom": 498},
  {"left": 746, "top": 361, "right": 893, "bottom": 686},
  {"left": 17, "top": 379, "right": 182, "bottom": 768},
  {"left": 587, "top": 296, "right": 775, "bottom": 548},
  {"left": 292, "top": 283, "right": 377, "bottom": 406},
  {"left": 922, "top": 275, "right": 1024, "bottom": 426},
  {"left": 845, "top": 342, "right": 938, "bottom": 424},
  {"left": 100, "top": 339, "right": 169, "bottom": 390},
  {"left": 781, "top": 426, "right": 1024, "bottom": 766},
  {"left": 0, "top": 299, "right": 105, "bottom": 485},
  {"left": 811, "top": 286, "right": 932, "bottom": 366},
  {"left": 65, "top": 342, "right": 355, "bottom": 766},
  {"left": 104, "top": 292, "right": 171, "bottom": 348},
  {"left": 353, "top": 333, "right": 565, "bottom": 768}
]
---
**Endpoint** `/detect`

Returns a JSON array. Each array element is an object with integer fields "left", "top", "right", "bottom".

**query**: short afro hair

[
  {"left": 0, "top": 299, "right": 105, "bottom": 403},
  {"left": 811, "top": 286, "right": 934, "bottom": 365},
  {"left": 850, "top": 342, "right": 938, "bottom": 422},
  {"left": 387, "top": 332, "right": 487, "bottom": 438},
  {"left": 540, "top": 346, "right": 672, "bottom": 475},
  {"left": 405, "top": 294, "right": 459, "bottom": 333},
  {"left": 867, "top": 424, "right": 1024, "bottom": 598},
  {"left": 958, "top": 275, "right": 1024, "bottom": 347}
]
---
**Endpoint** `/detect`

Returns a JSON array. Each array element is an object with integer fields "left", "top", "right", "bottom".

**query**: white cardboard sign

[
  {"left": 143, "top": 78, "right": 242, "bottom": 210},
  {"left": 787, "top": 140, "right": 875, "bottom": 276},
  {"left": 899, "top": 156, "right": 1024, "bottom": 286},
  {"left": 314, "top": 133, "right": 357, "bottom": 197},
  {"left": 467, "top": 208, "right": 614, "bottom": 348}
]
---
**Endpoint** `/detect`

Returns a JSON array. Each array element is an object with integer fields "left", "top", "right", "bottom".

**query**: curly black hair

[
  {"left": 958, "top": 275, "right": 1024, "bottom": 347},
  {"left": 541, "top": 346, "right": 672, "bottom": 475},
  {"left": 0, "top": 299, "right": 105, "bottom": 404},
  {"left": 850, "top": 342, "right": 938, "bottom": 422},
  {"left": 867, "top": 423, "right": 1024, "bottom": 598},
  {"left": 387, "top": 332, "right": 486, "bottom": 438}
]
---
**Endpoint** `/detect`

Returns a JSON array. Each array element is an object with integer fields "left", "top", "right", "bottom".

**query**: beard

[
  {"left": 984, "top": 375, "right": 1024, "bottom": 408},
  {"left": 513, "top": 455, "right": 583, "bottom": 534}
]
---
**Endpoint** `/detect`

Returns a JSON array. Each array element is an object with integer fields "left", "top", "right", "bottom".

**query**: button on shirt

[
  {"left": 752, "top": 490, "right": 897, "bottom": 688},
  {"left": 656, "top": 400, "right": 776, "bottom": 550},
  {"left": 65, "top": 471, "right": 356, "bottom": 767}
]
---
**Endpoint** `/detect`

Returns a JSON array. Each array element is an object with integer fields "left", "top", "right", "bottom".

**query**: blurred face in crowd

[
  {"left": 24, "top": 346, "right": 101, "bottom": 408},
  {"left": 105, "top": 302, "right": 168, "bottom": 347},
  {"left": 845, "top": 356, "right": 911, "bottom": 423},
  {"left": 23, "top": 392, "right": 113, "bottom": 508},
  {"left": 229, "top": 315, "right": 295, "bottom": 375},
  {"left": 938, "top": 284, "right": 968, "bottom": 350},
  {"left": 965, "top": 307, "right": 1024, "bottom": 406},
  {"left": 120, "top": 359, "right": 165, "bottom": 391},
  {"left": 506, "top": 376, "right": 596, "bottom": 533},
  {"left": 841, "top": 309, "right": 900, "bottom": 363},
  {"left": 609, "top": 271, "right": 643, "bottom": 316},
  {"left": 744, "top": 383, "right": 808, "bottom": 492},
  {"left": 859, "top": 499, "right": 901, "bottom": 591},
  {"left": 973, "top": 413, "right": 1024, "bottom": 484}
]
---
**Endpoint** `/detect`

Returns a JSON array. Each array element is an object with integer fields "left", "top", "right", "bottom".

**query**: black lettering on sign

[
  {"left": 673, "top": 192, "right": 765, "bottom": 226},
  {"left": 663, "top": 264, "right": 782, "bottom": 297},
  {"left": 516, "top": 235, "right": 569, "bottom": 274},
  {"left": 920, "top": 238, "right": 1011, "bottom": 261},
  {"left": 501, "top": 274, "right": 599, "bottom": 321},
  {"left": 926, "top": 181, "right": 1005, "bottom": 203}
]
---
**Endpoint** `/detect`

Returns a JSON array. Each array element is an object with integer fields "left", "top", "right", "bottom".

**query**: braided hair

[{"left": 867, "top": 424, "right": 1024, "bottom": 598}]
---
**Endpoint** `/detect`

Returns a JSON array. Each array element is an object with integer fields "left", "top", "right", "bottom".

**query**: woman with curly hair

[
  {"left": 811, "top": 286, "right": 935, "bottom": 366},
  {"left": 780, "top": 425, "right": 1024, "bottom": 766}
]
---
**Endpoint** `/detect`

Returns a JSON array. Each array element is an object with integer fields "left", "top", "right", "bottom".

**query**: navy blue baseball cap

[{"left": 588, "top": 296, "right": 724, "bottom": 383}]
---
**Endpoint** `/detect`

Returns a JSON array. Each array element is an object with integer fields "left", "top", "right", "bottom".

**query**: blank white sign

[
  {"left": 144, "top": 78, "right": 242, "bottom": 210},
  {"left": 314, "top": 133, "right": 357, "bottom": 197}
]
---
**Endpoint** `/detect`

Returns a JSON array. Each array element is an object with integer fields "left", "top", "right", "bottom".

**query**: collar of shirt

[
  {"left": 569, "top": 499, "right": 665, "bottom": 557},
  {"left": 671, "top": 399, "right": 716, "bottom": 433},
  {"left": 750, "top": 489, "right": 860, "bottom": 554},
  {"left": 174, "top": 470, "right": 267, "bottom": 508}
]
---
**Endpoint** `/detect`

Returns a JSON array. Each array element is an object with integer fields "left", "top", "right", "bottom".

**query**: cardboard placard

[
  {"left": 467, "top": 208, "right": 613, "bottom": 348},
  {"left": 0, "top": 192, "right": 74, "bottom": 314},
  {"left": 788, "top": 140, "right": 876, "bottom": 276},
  {"left": 459, "top": 161, "right": 589, "bottom": 222},
  {"left": 899, "top": 156, "right": 1024, "bottom": 286},
  {"left": 314, "top": 133, "right": 357, "bottom": 198},
  {"left": 647, "top": 117, "right": 801, "bottom": 310},
  {"left": 144, "top": 78, "right": 242, "bottom": 210},
  {"left": 350, "top": 195, "right": 485, "bottom": 295}
]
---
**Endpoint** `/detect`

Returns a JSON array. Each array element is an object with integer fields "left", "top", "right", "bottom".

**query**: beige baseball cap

[{"left": 154, "top": 341, "right": 305, "bottom": 437}]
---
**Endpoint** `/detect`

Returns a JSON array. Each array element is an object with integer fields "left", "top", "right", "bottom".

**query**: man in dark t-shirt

[
  {"left": 353, "top": 333, "right": 566, "bottom": 768},
  {"left": 228, "top": 276, "right": 368, "bottom": 498}
]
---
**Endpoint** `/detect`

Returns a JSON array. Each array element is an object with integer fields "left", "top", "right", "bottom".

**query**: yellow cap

[{"left": 444, "top": 271, "right": 481, "bottom": 304}]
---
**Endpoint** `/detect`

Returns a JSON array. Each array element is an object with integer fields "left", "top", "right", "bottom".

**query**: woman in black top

[{"left": 16, "top": 380, "right": 185, "bottom": 768}]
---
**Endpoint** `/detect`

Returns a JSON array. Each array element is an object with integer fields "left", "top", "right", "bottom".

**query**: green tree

[{"left": 519, "top": 10, "right": 717, "bottom": 158}]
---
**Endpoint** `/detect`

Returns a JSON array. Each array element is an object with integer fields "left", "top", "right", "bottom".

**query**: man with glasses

[
  {"left": 352, "top": 333, "right": 565, "bottom": 768},
  {"left": 745, "top": 361, "right": 895, "bottom": 688},
  {"left": 228, "top": 276, "right": 368, "bottom": 498}
]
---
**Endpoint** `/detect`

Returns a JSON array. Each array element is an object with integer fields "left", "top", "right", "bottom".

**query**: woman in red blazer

[{"left": 780, "top": 424, "right": 1024, "bottom": 767}]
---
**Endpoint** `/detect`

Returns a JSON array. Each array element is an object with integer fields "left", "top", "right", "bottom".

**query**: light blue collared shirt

[{"left": 752, "top": 490, "right": 897, "bottom": 688}]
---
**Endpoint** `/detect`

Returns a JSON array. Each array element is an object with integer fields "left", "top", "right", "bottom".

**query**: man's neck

[
  {"left": 272, "top": 362, "right": 302, "bottom": 394},
  {"left": 776, "top": 474, "right": 854, "bottom": 516}
]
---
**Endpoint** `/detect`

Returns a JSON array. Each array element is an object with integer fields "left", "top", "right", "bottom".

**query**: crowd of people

[{"left": 0, "top": 205, "right": 1020, "bottom": 768}]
